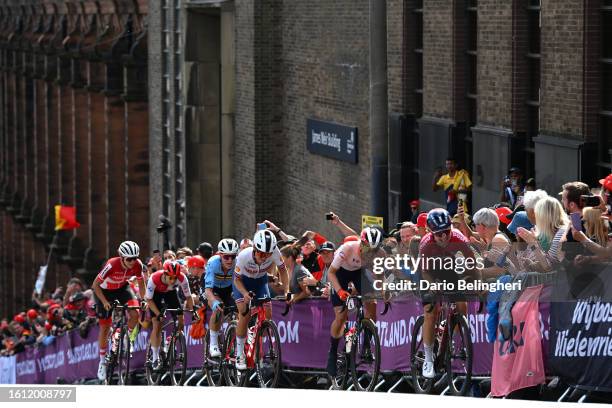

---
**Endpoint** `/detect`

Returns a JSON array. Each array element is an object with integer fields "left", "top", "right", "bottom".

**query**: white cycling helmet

[
  {"left": 218, "top": 238, "right": 239, "bottom": 255},
  {"left": 118, "top": 241, "right": 140, "bottom": 258},
  {"left": 253, "top": 229, "right": 277, "bottom": 253},
  {"left": 360, "top": 227, "right": 382, "bottom": 249}
]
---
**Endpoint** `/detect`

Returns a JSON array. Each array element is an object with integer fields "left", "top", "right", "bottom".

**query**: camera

[
  {"left": 580, "top": 195, "right": 600, "bottom": 207},
  {"left": 325, "top": 212, "right": 334, "bottom": 221}
]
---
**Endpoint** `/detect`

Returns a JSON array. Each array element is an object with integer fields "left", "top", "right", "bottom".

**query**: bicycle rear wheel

[
  {"left": 445, "top": 314, "right": 473, "bottom": 396},
  {"left": 222, "top": 321, "right": 246, "bottom": 387},
  {"left": 203, "top": 328, "right": 224, "bottom": 386},
  {"left": 255, "top": 320, "right": 282, "bottom": 388},
  {"left": 410, "top": 315, "right": 433, "bottom": 394},
  {"left": 169, "top": 331, "right": 188, "bottom": 385},
  {"left": 349, "top": 319, "right": 380, "bottom": 392}
]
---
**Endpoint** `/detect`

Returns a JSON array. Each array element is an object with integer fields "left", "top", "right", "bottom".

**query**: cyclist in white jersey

[{"left": 232, "top": 229, "right": 287, "bottom": 370}]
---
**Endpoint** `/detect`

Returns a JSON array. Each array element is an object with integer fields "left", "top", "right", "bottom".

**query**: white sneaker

[
  {"left": 422, "top": 360, "right": 434, "bottom": 379},
  {"left": 97, "top": 360, "right": 107, "bottom": 381},
  {"left": 235, "top": 354, "right": 247, "bottom": 370},
  {"left": 209, "top": 344, "right": 221, "bottom": 358}
]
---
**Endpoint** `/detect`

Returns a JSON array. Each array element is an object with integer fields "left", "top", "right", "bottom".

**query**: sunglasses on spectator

[
  {"left": 222, "top": 254, "right": 237, "bottom": 260},
  {"left": 125, "top": 257, "right": 138, "bottom": 262}
]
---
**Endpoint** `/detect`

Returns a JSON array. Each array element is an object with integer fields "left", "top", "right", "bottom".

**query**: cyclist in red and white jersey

[
  {"left": 145, "top": 260, "right": 194, "bottom": 370},
  {"left": 92, "top": 241, "right": 146, "bottom": 381},
  {"left": 418, "top": 208, "right": 476, "bottom": 379},
  {"left": 325, "top": 227, "right": 385, "bottom": 376}
]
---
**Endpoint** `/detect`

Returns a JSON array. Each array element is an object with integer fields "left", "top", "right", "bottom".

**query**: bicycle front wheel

[
  {"left": 203, "top": 328, "right": 224, "bottom": 386},
  {"left": 144, "top": 341, "right": 163, "bottom": 385},
  {"left": 445, "top": 314, "right": 473, "bottom": 396},
  {"left": 255, "top": 319, "right": 282, "bottom": 388},
  {"left": 410, "top": 315, "right": 433, "bottom": 394},
  {"left": 117, "top": 327, "right": 131, "bottom": 385},
  {"left": 169, "top": 331, "right": 188, "bottom": 385},
  {"left": 104, "top": 329, "right": 119, "bottom": 385},
  {"left": 349, "top": 319, "right": 381, "bottom": 392}
]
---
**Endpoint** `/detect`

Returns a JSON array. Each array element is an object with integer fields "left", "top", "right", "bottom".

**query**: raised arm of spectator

[
  {"left": 432, "top": 168, "right": 443, "bottom": 192},
  {"left": 263, "top": 220, "right": 291, "bottom": 241},
  {"left": 329, "top": 212, "right": 357, "bottom": 237},
  {"left": 572, "top": 228, "right": 612, "bottom": 259}
]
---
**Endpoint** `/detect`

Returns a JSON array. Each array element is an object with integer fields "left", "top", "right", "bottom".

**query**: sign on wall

[{"left": 306, "top": 118, "right": 358, "bottom": 164}]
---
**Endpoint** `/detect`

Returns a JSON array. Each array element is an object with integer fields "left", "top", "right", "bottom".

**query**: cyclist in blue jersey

[
  {"left": 233, "top": 229, "right": 287, "bottom": 370},
  {"left": 204, "top": 238, "right": 240, "bottom": 357}
]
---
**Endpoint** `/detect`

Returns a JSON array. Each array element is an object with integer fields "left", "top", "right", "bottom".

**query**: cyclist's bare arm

[
  {"left": 137, "top": 278, "right": 146, "bottom": 300},
  {"left": 92, "top": 280, "right": 110, "bottom": 308},
  {"left": 327, "top": 265, "right": 342, "bottom": 293},
  {"left": 184, "top": 295, "right": 194, "bottom": 312}
]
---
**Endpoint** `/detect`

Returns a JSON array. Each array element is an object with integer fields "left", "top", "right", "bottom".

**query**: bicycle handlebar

[{"left": 240, "top": 291, "right": 272, "bottom": 316}]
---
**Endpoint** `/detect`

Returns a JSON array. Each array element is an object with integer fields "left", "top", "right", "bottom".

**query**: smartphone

[
  {"left": 570, "top": 212, "right": 582, "bottom": 231},
  {"left": 581, "top": 195, "right": 600, "bottom": 207},
  {"left": 257, "top": 222, "right": 267, "bottom": 230},
  {"left": 326, "top": 212, "right": 334, "bottom": 221}
]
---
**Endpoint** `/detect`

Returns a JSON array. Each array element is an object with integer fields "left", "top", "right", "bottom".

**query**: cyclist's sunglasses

[
  {"left": 255, "top": 249, "right": 273, "bottom": 258},
  {"left": 221, "top": 254, "right": 237, "bottom": 260},
  {"left": 125, "top": 257, "right": 138, "bottom": 262},
  {"left": 433, "top": 230, "right": 450, "bottom": 238}
]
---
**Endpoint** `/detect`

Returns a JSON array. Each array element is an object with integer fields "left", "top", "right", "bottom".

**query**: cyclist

[
  {"left": 145, "top": 260, "right": 194, "bottom": 370},
  {"left": 233, "top": 229, "right": 287, "bottom": 370},
  {"left": 204, "top": 238, "right": 240, "bottom": 357},
  {"left": 325, "top": 227, "right": 385, "bottom": 376},
  {"left": 418, "top": 208, "right": 477, "bottom": 378},
  {"left": 92, "top": 241, "right": 146, "bottom": 381}
]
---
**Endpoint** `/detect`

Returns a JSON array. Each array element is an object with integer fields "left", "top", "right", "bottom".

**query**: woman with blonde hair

[
  {"left": 582, "top": 207, "right": 608, "bottom": 246},
  {"left": 517, "top": 196, "right": 569, "bottom": 270}
]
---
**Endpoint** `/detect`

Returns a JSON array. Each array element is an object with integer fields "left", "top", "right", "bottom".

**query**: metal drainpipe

[{"left": 369, "top": 0, "right": 389, "bottom": 227}]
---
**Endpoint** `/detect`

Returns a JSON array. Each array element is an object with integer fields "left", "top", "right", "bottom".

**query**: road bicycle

[
  {"left": 223, "top": 293, "right": 282, "bottom": 388},
  {"left": 145, "top": 308, "right": 196, "bottom": 386},
  {"left": 410, "top": 292, "right": 473, "bottom": 396},
  {"left": 330, "top": 295, "right": 384, "bottom": 392},
  {"left": 104, "top": 300, "right": 141, "bottom": 385}
]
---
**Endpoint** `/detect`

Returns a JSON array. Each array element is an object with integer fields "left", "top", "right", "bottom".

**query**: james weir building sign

[{"left": 306, "top": 118, "right": 358, "bottom": 164}]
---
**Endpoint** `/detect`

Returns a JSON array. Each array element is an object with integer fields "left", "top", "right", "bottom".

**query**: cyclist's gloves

[{"left": 338, "top": 289, "right": 350, "bottom": 301}]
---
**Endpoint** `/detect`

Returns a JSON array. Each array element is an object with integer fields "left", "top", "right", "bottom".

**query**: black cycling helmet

[
  {"left": 197, "top": 242, "right": 214, "bottom": 259},
  {"left": 426, "top": 208, "right": 452, "bottom": 233}
]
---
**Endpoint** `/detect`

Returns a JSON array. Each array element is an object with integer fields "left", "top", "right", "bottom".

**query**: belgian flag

[{"left": 54, "top": 205, "right": 80, "bottom": 231}]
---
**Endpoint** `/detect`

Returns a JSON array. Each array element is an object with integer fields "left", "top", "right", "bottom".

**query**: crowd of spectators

[{"left": 3, "top": 162, "right": 612, "bottom": 355}]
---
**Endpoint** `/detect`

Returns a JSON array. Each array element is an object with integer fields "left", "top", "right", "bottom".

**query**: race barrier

[{"left": 2, "top": 293, "right": 555, "bottom": 386}]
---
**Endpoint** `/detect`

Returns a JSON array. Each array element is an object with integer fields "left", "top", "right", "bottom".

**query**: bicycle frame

[{"left": 244, "top": 299, "right": 270, "bottom": 369}]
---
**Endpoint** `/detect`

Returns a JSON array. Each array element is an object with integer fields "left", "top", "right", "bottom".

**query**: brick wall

[
  {"left": 387, "top": 0, "right": 405, "bottom": 114},
  {"left": 423, "top": 0, "right": 453, "bottom": 118},
  {"left": 478, "top": 0, "right": 513, "bottom": 128},
  {"left": 540, "top": 0, "right": 584, "bottom": 138}
]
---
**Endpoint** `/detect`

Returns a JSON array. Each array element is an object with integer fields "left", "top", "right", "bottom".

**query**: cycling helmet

[
  {"left": 360, "top": 227, "right": 383, "bottom": 249},
  {"left": 427, "top": 208, "right": 452, "bottom": 233},
  {"left": 186, "top": 255, "right": 205, "bottom": 268},
  {"left": 163, "top": 260, "right": 181, "bottom": 278},
  {"left": 118, "top": 241, "right": 140, "bottom": 258},
  {"left": 218, "top": 238, "right": 239, "bottom": 255},
  {"left": 253, "top": 229, "right": 277, "bottom": 253}
]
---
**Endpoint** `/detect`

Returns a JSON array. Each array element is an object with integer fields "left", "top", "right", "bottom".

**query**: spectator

[
  {"left": 582, "top": 207, "right": 608, "bottom": 246},
  {"left": 560, "top": 181, "right": 591, "bottom": 264},
  {"left": 451, "top": 211, "right": 472, "bottom": 239},
  {"left": 525, "top": 178, "right": 536, "bottom": 192},
  {"left": 416, "top": 212, "right": 428, "bottom": 237},
  {"left": 281, "top": 243, "right": 318, "bottom": 304},
  {"left": 163, "top": 250, "right": 177, "bottom": 261},
  {"left": 239, "top": 238, "right": 252, "bottom": 250},
  {"left": 176, "top": 247, "right": 193, "bottom": 259},
  {"left": 300, "top": 239, "right": 325, "bottom": 281},
  {"left": 63, "top": 292, "right": 93, "bottom": 329},
  {"left": 499, "top": 167, "right": 525, "bottom": 209},
  {"left": 409, "top": 200, "right": 420, "bottom": 223},
  {"left": 63, "top": 277, "right": 86, "bottom": 306},
  {"left": 196, "top": 242, "right": 214, "bottom": 262},
  {"left": 470, "top": 208, "right": 511, "bottom": 280},
  {"left": 507, "top": 189, "right": 547, "bottom": 238},
  {"left": 432, "top": 157, "right": 472, "bottom": 216},
  {"left": 398, "top": 222, "right": 417, "bottom": 254},
  {"left": 517, "top": 196, "right": 569, "bottom": 271},
  {"left": 317, "top": 242, "right": 335, "bottom": 297},
  {"left": 186, "top": 255, "right": 206, "bottom": 304}
]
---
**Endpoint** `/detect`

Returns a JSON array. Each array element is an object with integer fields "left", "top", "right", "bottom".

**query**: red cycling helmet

[
  {"left": 163, "top": 260, "right": 182, "bottom": 278},
  {"left": 187, "top": 255, "right": 205, "bottom": 268}
]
